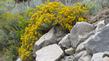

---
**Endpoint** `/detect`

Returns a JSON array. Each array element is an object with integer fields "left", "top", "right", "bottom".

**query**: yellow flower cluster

[{"left": 19, "top": 2, "right": 88, "bottom": 61}]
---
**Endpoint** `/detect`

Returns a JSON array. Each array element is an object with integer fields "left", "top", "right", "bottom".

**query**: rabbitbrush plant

[{"left": 19, "top": 2, "right": 89, "bottom": 61}]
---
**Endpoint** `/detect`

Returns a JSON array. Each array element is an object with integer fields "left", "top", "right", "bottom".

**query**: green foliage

[
  {"left": 0, "top": 13, "right": 20, "bottom": 61},
  {"left": 82, "top": 0, "right": 109, "bottom": 15},
  {"left": 0, "top": 30, "right": 8, "bottom": 51},
  {"left": 3, "top": 40, "right": 18, "bottom": 61},
  {"left": 0, "top": 0, "right": 15, "bottom": 14},
  {"left": 0, "top": 11, "right": 30, "bottom": 61}
]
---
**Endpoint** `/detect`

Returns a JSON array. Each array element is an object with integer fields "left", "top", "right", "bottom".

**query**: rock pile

[{"left": 31, "top": 19, "right": 109, "bottom": 61}]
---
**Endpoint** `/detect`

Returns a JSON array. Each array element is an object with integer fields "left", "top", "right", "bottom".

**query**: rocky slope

[
  {"left": 16, "top": 9, "right": 109, "bottom": 61},
  {"left": 30, "top": 11, "right": 109, "bottom": 61},
  {"left": 14, "top": 0, "right": 109, "bottom": 60}
]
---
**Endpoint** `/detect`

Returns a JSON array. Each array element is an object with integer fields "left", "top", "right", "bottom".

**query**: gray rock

[
  {"left": 75, "top": 50, "right": 91, "bottom": 61},
  {"left": 76, "top": 31, "right": 95, "bottom": 52},
  {"left": 104, "top": 17, "right": 109, "bottom": 25},
  {"left": 33, "top": 27, "right": 65, "bottom": 55},
  {"left": 78, "top": 55, "right": 91, "bottom": 61},
  {"left": 95, "top": 20, "right": 105, "bottom": 31},
  {"left": 65, "top": 48, "right": 75, "bottom": 55},
  {"left": 35, "top": 44, "right": 64, "bottom": 61},
  {"left": 58, "top": 34, "right": 71, "bottom": 49},
  {"left": 103, "top": 56, "right": 109, "bottom": 61},
  {"left": 70, "top": 22, "right": 96, "bottom": 36},
  {"left": 75, "top": 50, "right": 89, "bottom": 59},
  {"left": 85, "top": 24, "right": 109, "bottom": 54},
  {"left": 60, "top": 55, "right": 74, "bottom": 61},
  {"left": 91, "top": 52, "right": 109, "bottom": 61},
  {"left": 76, "top": 42, "right": 86, "bottom": 53},
  {"left": 70, "top": 22, "right": 96, "bottom": 48},
  {"left": 59, "top": 22, "right": 95, "bottom": 50},
  {"left": 16, "top": 58, "right": 22, "bottom": 61}
]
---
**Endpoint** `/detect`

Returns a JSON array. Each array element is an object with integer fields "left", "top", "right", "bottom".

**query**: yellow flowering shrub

[{"left": 19, "top": 2, "right": 88, "bottom": 61}]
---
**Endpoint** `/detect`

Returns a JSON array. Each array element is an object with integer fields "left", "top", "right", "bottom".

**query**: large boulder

[
  {"left": 70, "top": 22, "right": 96, "bottom": 48},
  {"left": 76, "top": 20, "right": 105, "bottom": 53},
  {"left": 85, "top": 24, "right": 109, "bottom": 54},
  {"left": 35, "top": 44, "right": 64, "bottom": 61},
  {"left": 34, "top": 27, "right": 65, "bottom": 52},
  {"left": 70, "top": 22, "right": 96, "bottom": 36}
]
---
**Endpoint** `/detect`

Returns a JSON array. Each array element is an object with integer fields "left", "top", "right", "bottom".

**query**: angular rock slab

[
  {"left": 85, "top": 24, "right": 109, "bottom": 54},
  {"left": 70, "top": 22, "right": 96, "bottom": 48},
  {"left": 76, "top": 31, "right": 95, "bottom": 52},
  {"left": 58, "top": 34, "right": 71, "bottom": 49},
  {"left": 78, "top": 55, "right": 91, "bottom": 61},
  {"left": 91, "top": 52, "right": 109, "bottom": 61},
  {"left": 33, "top": 27, "right": 65, "bottom": 57},
  {"left": 34, "top": 27, "right": 65, "bottom": 50},
  {"left": 74, "top": 50, "right": 89, "bottom": 59},
  {"left": 70, "top": 22, "right": 96, "bottom": 36},
  {"left": 75, "top": 50, "right": 91, "bottom": 61},
  {"left": 35, "top": 44, "right": 64, "bottom": 61}
]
